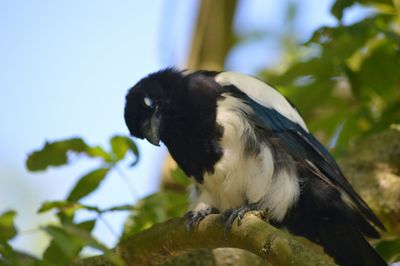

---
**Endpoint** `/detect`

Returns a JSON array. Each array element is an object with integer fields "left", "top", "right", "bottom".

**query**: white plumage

[
  {"left": 215, "top": 71, "right": 308, "bottom": 131},
  {"left": 191, "top": 94, "right": 300, "bottom": 221}
]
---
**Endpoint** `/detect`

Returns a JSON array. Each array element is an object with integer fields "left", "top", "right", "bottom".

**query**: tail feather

[{"left": 318, "top": 221, "right": 386, "bottom": 266}]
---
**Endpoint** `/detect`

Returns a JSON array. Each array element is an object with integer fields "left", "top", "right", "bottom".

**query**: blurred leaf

[
  {"left": 38, "top": 201, "right": 101, "bottom": 216},
  {"left": 0, "top": 211, "right": 17, "bottom": 243},
  {"left": 346, "top": 34, "right": 385, "bottom": 72},
  {"left": 331, "top": 0, "right": 355, "bottom": 20},
  {"left": 375, "top": 237, "right": 400, "bottom": 262},
  {"left": 331, "top": 0, "right": 393, "bottom": 20},
  {"left": 262, "top": 10, "right": 399, "bottom": 152},
  {"left": 110, "top": 135, "right": 139, "bottom": 165},
  {"left": 171, "top": 167, "right": 191, "bottom": 187},
  {"left": 38, "top": 201, "right": 83, "bottom": 216},
  {"left": 26, "top": 138, "right": 88, "bottom": 171},
  {"left": 347, "top": 39, "right": 400, "bottom": 102},
  {"left": 0, "top": 246, "right": 42, "bottom": 266},
  {"left": 43, "top": 221, "right": 123, "bottom": 266},
  {"left": 67, "top": 168, "right": 110, "bottom": 202},
  {"left": 42, "top": 225, "right": 80, "bottom": 264},
  {"left": 26, "top": 137, "right": 116, "bottom": 171},
  {"left": 76, "top": 219, "right": 96, "bottom": 233},
  {"left": 42, "top": 220, "right": 109, "bottom": 265},
  {"left": 86, "top": 146, "right": 113, "bottom": 162},
  {"left": 123, "top": 191, "right": 188, "bottom": 238}
]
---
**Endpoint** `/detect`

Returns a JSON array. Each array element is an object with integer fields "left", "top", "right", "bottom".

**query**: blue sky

[
  {"left": 0, "top": 0, "right": 344, "bottom": 257},
  {"left": 0, "top": 0, "right": 198, "bottom": 255}
]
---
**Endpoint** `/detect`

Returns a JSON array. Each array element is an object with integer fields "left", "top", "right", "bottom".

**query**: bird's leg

[
  {"left": 185, "top": 203, "right": 219, "bottom": 231},
  {"left": 222, "top": 203, "right": 259, "bottom": 239}
]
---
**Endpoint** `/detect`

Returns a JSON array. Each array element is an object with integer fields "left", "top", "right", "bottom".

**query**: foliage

[
  {"left": 1, "top": 0, "right": 399, "bottom": 265},
  {"left": 1, "top": 135, "right": 188, "bottom": 265},
  {"left": 261, "top": 0, "right": 400, "bottom": 155}
]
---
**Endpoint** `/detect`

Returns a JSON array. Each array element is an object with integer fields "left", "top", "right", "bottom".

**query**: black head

[{"left": 124, "top": 68, "right": 185, "bottom": 145}]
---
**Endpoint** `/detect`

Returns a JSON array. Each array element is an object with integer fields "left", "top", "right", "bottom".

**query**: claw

[
  {"left": 185, "top": 207, "right": 219, "bottom": 231},
  {"left": 222, "top": 203, "right": 259, "bottom": 239}
]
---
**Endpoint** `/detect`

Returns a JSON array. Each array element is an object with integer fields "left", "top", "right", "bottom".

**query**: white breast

[{"left": 196, "top": 95, "right": 300, "bottom": 221}]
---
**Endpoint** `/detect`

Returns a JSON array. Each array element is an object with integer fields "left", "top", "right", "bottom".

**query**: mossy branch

[{"left": 90, "top": 212, "right": 335, "bottom": 266}]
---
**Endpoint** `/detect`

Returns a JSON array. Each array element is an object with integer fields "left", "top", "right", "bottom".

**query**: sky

[{"left": 0, "top": 0, "right": 350, "bottom": 257}]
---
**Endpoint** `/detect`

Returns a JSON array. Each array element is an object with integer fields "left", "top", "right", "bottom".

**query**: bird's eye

[{"left": 143, "top": 96, "right": 154, "bottom": 108}]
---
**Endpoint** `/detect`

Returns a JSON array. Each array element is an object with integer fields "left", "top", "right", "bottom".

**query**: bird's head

[{"left": 124, "top": 68, "right": 184, "bottom": 146}]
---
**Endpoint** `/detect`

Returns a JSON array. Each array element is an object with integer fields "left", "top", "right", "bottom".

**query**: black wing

[{"left": 225, "top": 86, "right": 384, "bottom": 235}]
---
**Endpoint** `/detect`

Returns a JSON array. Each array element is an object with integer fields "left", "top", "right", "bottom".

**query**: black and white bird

[{"left": 124, "top": 68, "right": 386, "bottom": 266}]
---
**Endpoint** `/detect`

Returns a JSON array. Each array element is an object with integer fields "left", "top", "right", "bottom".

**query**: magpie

[{"left": 124, "top": 68, "right": 386, "bottom": 266}]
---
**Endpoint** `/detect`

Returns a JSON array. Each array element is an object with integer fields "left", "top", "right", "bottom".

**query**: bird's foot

[
  {"left": 222, "top": 203, "right": 259, "bottom": 239},
  {"left": 185, "top": 206, "right": 219, "bottom": 231}
]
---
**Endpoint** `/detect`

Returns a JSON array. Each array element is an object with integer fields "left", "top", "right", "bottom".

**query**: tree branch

[{"left": 114, "top": 212, "right": 334, "bottom": 266}]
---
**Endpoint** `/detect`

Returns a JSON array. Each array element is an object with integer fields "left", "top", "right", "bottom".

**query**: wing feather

[{"left": 217, "top": 77, "right": 384, "bottom": 233}]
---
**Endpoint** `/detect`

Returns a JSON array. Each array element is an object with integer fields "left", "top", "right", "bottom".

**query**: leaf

[
  {"left": 38, "top": 200, "right": 84, "bottom": 215},
  {"left": 123, "top": 191, "right": 188, "bottom": 238},
  {"left": 42, "top": 225, "right": 79, "bottom": 264},
  {"left": 375, "top": 237, "right": 400, "bottom": 263},
  {"left": 86, "top": 146, "right": 113, "bottom": 162},
  {"left": 76, "top": 219, "right": 96, "bottom": 233},
  {"left": 67, "top": 168, "right": 110, "bottom": 202},
  {"left": 43, "top": 221, "right": 124, "bottom": 266},
  {"left": 0, "top": 210, "right": 17, "bottom": 243},
  {"left": 171, "top": 167, "right": 190, "bottom": 187},
  {"left": 347, "top": 39, "right": 400, "bottom": 102},
  {"left": 38, "top": 201, "right": 101, "bottom": 216},
  {"left": 331, "top": 0, "right": 394, "bottom": 20},
  {"left": 26, "top": 138, "right": 88, "bottom": 171},
  {"left": 42, "top": 220, "right": 99, "bottom": 265},
  {"left": 110, "top": 135, "right": 139, "bottom": 164},
  {"left": 26, "top": 138, "right": 115, "bottom": 171},
  {"left": 331, "top": 0, "right": 355, "bottom": 20},
  {"left": 0, "top": 246, "right": 41, "bottom": 265}
]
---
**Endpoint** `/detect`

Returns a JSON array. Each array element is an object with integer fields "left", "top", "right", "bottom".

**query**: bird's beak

[{"left": 142, "top": 108, "right": 161, "bottom": 146}]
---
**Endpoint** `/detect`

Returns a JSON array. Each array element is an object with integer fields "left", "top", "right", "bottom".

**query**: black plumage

[{"left": 124, "top": 68, "right": 386, "bottom": 266}]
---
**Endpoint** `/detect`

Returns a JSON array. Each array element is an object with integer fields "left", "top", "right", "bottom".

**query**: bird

[{"left": 124, "top": 68, "right": 386, "bottom": 266}]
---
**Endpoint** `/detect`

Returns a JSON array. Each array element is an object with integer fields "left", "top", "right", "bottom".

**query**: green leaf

[
  {"left": 43, "top": 222, "right": 124, "bottom": 266},
  {"left": 375, "top": 237, "right": 400, "bottom": 263},
  {"left": 42, "top": 220, "right": 97, "bottom": 265},
  {"left": 0, "top": 245, "right": 41, "bottom": 266},
  {"left": 0, "top": 210, "right": 17, "bottom": 243},
  {"left": 42, "top": 225, "right": 79, "bottom": 264},
  {"left": 86, "top": 146, "right": 113, "bottom": 162},
  {"left": 67, "top": 168, "right": 110, "bottom": 201},
  {"left": 76, "top": 219, "right": 96, "bottom": 233},
  {"left": 110, "top": 135, "right": 139, "bottom": 164},
  {"left": 38, "top": 200, "right": 83, "bottom": 216},
  {"left": 262, "top": 12, "right": 399, "bottom": 153},
  {"left": 26, "top": 138, "right": 88, "bottom": 171},
  {"left": 26, "top": 138, "right": 115, "bottom": 171},
  {"left": 331, "top": 0, "right": 357, "bottom": 20},
  {"left": 38, "top": 201, "right": 101, "bottom": 214},
  {"left": 171, "top": 167, "right": 190, "bottom": 187},
  {"left": 123, "top": 191, "right": 188, "bottom": 238},
  {"left": 331, "top": 0, "right": 394, "bottom": 20}
]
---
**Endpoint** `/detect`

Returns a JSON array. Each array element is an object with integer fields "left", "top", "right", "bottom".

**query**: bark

[
  {"left": 339, "top": 128, "right": 400, "bottom": 234},
  {"left": 186, "top": 0, "right": 237, "bottom": 70}
]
